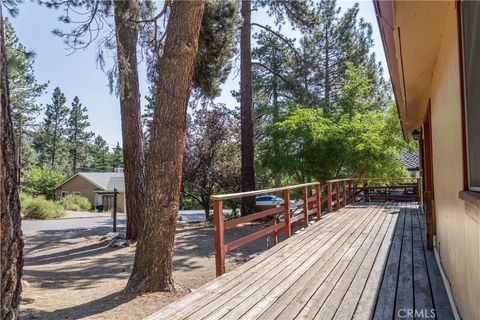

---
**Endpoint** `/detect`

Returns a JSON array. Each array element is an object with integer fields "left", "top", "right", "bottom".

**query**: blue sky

[{"left": 9, "top": 0, "right": 387, "bottom": 148}]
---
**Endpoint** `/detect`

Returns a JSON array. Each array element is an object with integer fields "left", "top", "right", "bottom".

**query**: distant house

[
  {"left": 54, "top": 169, "right": 126, "bottom": 212},
  {"left": 399, "top": 149, "right": 419, "bottom": 177}
]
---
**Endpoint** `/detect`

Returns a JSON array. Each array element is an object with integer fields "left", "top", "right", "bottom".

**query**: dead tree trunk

[
  {"left": 1, "top": 6, "right": 24, "bottom": 319},
  {"left": 240, "top": 0, "right": 256, "bottom": 215},
  {"left": 114, "top": 0, "right": 145, "bottom": 241},
  {"left": 125, "top": 0, "right": 205, "bottom": 293}
]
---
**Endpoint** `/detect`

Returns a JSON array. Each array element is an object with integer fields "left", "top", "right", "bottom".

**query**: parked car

[
  {"left": 255, "top": 195, "right": 299, "bottom": 212},
  {"left": 255, "top": 195, "right": 284, "bottom": 211}
]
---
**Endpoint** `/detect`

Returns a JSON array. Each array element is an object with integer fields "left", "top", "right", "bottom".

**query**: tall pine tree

[
  {"left": 4, "top": 18, "right": 48, "bottom": 179},
  {"left": 111, "top": 142, "right": 124, "bottom": 169},
  {"left": 67, "top": 96, "right": 93, "bottom": 174},
  {"left": 87, "top": 135, "right": 112, "bottom": 172},
  {"left": 35, "top": 87, "right": 69, "bottom": 170}
]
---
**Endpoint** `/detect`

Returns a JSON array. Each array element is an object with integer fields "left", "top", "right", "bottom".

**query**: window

[
  {"left": 73, "top": 192, "right": 81, "bottom": 196},
  {"left": 61, "top": 191, "right": 69, "bottom": 198},
  {"left": 461, "top": 1, "right": 480, "bottom": 190}
]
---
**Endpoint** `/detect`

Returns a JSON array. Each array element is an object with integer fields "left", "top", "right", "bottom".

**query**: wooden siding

[{"left": 429, "top": 3, "right": 480, "bottom": 318}]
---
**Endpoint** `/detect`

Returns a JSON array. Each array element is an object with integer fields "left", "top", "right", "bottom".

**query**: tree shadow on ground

[
  {"left": 21, "top": 290, "right": 136, "bottom": 320},
  {"left": 21, "top": 222, "right": 275, "bottom": 319}
]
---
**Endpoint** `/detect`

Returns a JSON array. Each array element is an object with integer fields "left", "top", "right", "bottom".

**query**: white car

[{"left": 255, "top": 195, "right": 298, "bottom": 212}]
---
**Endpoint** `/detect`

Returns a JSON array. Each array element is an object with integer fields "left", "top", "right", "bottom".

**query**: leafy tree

[
  {"left": 4, "top": 17, "right": 48, "bottom": 177},
  {"left": 67, "top": 96, "right": 93, "bottom": 174},
  {"left": 20, "top": 166, "right": 66, "bottom": 200},
  {"left": 182, "top": 104, "right": 240, "bottom": 220},
  {"left": 260, "top": 64, "right": 406, "bottom": 182}
]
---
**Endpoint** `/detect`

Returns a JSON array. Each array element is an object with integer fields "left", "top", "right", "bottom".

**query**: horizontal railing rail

[{"left": 212, "top": 177, "right": 420, "bottom": 276}]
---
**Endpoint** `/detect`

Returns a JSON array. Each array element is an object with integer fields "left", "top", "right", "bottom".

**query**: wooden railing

[{"left": 211, "top": 177, "right": 420, "bottom": 276}]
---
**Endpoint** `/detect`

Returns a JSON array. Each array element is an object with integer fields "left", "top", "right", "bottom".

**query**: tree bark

[
  {"left": 17, "top": 116, "right": 22, "bottom": 183},
  {"left": 1, "top": 6, "right": 24, "bottom": 319},
  {"left": 114, "top": 0, "right": 145, "bottom": 241},
  {"left": 125, "top": 0, "right": 205, "bottom": 293},
  {"left": 240, "top": 0, "right": 256, "bottom": 215}
]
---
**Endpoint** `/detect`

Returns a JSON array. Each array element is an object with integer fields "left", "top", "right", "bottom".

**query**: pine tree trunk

[
  {"left": 17, "top": 116, "right": 22, "bottom": 183},
  {"left": 202, "top": 200, "right": 210, "bottom": 222},
  {"left": 324, "top": 18, "right": 331, "bottom": 111},
  {"left": 51, "top": 123, "right": 57, "bottom": 168},
  {"left": 1, "top": 7, "right": 24, "bottom": 319},
  {"left": 114, "top": 0, "right": 145, "bottom": 242},
  {"left": 240, "top": 0, "right": 256, "bottom": 216},
  {"left": 272, "top": 50, "right": 281, "bottom": 187},
  {"left": 125, "top": 0, "right": 205, "bottom": 293}
]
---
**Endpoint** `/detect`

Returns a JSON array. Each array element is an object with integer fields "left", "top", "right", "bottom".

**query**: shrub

[
  {"left": 19, "top": 192, "right": 34, "bottom": 209},
  {"left": 59, "top": 194, "right": 91, "bottom": 211},
  {"left": 22, "top": 196, "right": 65, "bottom": 219},
  {"left": 21, "top": 166, "right": 66, "bottom": 200}
]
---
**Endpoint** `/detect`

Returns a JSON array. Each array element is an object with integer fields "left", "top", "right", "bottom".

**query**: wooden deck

[{"left": 147, "top": 202, "right": 455, "bottom": 320}]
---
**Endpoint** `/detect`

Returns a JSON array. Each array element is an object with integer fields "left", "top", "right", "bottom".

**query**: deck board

[
  {"left": 147, "top": 202, "right": 455, "bottom": 320},
  {"left": 395, "top": 205, "right": 414, "bottom": 318}
]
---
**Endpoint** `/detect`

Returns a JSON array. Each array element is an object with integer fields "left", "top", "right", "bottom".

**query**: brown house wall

[
  {"left": 55, "top": 175, "right": 126, "bottom": 213},
  {"left": 428, "top": 4, "right": 480, "bottom": 318},
  {"left": 55, "top": 175, "right": 98, "bottom": 205}
]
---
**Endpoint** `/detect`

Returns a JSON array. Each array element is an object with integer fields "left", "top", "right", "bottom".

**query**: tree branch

[{"left": 251, "top": 23, "right": 301, "bottom": 58}]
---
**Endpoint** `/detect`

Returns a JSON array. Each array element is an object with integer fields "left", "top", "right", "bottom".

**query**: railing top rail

[
  {"left": 211, "top": 177, "right": 418, "bottom": 200},
  {"left": 353, "top": 177, "right": 416, "bottom": 181},
  {"left": 211, "top": 182, "right": 319, "bottom": 200},
  {"left": 326, "top": 178, "right": 353, "bottom": 183}
]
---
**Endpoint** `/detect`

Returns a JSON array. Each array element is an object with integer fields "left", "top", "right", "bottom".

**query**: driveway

[{"left": 21, "top": 210, "right": 211, "bottom": 233}]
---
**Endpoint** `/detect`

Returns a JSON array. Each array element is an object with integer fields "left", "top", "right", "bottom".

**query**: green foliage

[
  {"left": 4, "top": 17, "right": 48, "bottom": 137},
  {"left": 259, "top": 64, "right": 407, "bottom": 183},
  {"left": 67, "top": 96, "right": 94, "bottom": 174},
  {"left": 111, "top": 142, "right": 124, "bottom": 169},
  {"left": 87, "top": 135, "right": 113, "bottom": 172},
  {"left": 192, "top": 0, "right": 240, "bottom": 98},
  {"left": 182, "top": 104, "right": 241, "bottom": 220},
  {"left": 21, "top": 166, "right": 66, "bottom": 200},
  {"left": 59, "top": 194, "right": 91, "bottom": 211},
  {"left": 21, "top": 193, "right": 65, "bottom": 220},
  {"left": 179, "top": 196, "right": 194, "bottom": 210},
  {"left": 34, "top": 87, "right": 69, "bottom": 170}
]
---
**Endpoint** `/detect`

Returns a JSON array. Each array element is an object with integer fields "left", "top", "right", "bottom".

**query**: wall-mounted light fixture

[{"left": 412, "top": 129, "right": 421, "bottom": 141}]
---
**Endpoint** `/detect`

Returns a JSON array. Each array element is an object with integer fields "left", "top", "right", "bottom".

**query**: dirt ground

[{"left": 20, "top": 221, "right": 271, "bottom": 319}]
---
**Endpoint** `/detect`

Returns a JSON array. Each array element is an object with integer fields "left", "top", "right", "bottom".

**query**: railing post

[
  {"left": 416, "top": 177, "right": 421, "bottom": 202},
  {"left": 336, "top": 181, "right": 341, "bottom": 210},
  {"left": 283, "top": 189, "right": 292, "bottom": 238},
  {"left": 315, "top": 183, "right": 321, "bottom": 220},
  {"left": 348, "top": 180, "right": 352, "bottom": 204},
  {"left": 303, "top": 186, "right": 309, "bottom": 228},
  {"left": 213, "top": 199, "right": 225, "bottom": 277},
  {"left": 272, "top": 218, "right": 278, "bottom": 246},
  {"left": 327, "top": 181, "right": 333, "bottom": 213},
  {"left": 343, "top": 181, "right": 347, "bottom": 207}
]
